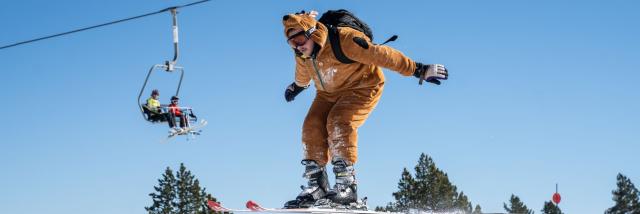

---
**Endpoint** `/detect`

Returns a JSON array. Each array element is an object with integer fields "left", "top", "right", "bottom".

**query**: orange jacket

[
  {"left": 283, "top": 13, "right": 417, "bottom": 93},
  {"left": 168, "top": 103, "right": 182, "bottom": 116}
]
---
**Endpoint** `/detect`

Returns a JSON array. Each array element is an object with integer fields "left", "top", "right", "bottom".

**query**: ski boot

[
  {"left": 325, "top": 158, "right": 359, "bottom": 206},
  {"left": 284, "top": 160, "right": 330, "bottom": 208}
]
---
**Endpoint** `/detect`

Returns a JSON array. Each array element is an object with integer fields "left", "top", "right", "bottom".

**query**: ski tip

[
  {"left": 207, "top": 200, "right": 229, "bottom": 212},
  {"left": 206, "top": 200, "right": 219, "bottom": 208},
  {"left": 246, "top": 200, "right": 266, "bottom": 211}
]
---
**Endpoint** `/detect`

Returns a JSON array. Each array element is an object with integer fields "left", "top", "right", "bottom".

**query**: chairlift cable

[{"left": 0, "top": 0, "right": 211, "bottom": 50}]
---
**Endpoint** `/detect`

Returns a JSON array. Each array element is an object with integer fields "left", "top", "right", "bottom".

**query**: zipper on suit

[{"left": 311, "top": 57, "right": 326, "bottom": 90}]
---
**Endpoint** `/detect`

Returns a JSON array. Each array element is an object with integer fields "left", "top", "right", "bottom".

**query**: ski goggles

[{"left": 287, "top": 27, "right": 316, "bottom": 47}]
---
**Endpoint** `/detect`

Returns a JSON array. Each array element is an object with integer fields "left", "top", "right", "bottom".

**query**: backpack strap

[{"left": 326, "top": 25, "right": 356, "bottom": 64}]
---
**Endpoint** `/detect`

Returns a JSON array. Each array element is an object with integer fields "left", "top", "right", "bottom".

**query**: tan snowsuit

[{"left": 283, "top": 13, "right": 418, "bottom": 166}]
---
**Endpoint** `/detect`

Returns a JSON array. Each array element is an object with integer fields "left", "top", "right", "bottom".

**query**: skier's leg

[
  {"left": 179, "top": 115, "right": 187, "bottom": 128},
  {"left": 325, "top": 85, "right": 383, "bottom": 205},
  {"left": 149, "top": 113, "right": 163, "bottom": 122},
  {"left": 166, "top": 113, "right": 176, "bottom": 128},
  {"left": 326, "top": 85, "right": 383, "bottom": 164},
  {"left": 284, "top": 93, "right": 335, "bottom": 208},
  {"left": 301, "top": 93, "right": 335, "bottom": 166},
  {"left": 184, "top": 113, "right": 191, "bottom": 127}
]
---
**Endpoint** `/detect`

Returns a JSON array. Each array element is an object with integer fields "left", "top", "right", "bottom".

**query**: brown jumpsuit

[{"left": 283, "top": 14, "right": 417, "bottom": 166}]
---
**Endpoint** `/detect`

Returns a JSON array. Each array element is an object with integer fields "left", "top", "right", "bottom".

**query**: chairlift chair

[{"left": 136, "top": 8, "right": 204, "bottom": 138}]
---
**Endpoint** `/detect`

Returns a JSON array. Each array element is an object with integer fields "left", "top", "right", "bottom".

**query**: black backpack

[{"left": 319, "top": 9, "right": 397, "bottom": 64}]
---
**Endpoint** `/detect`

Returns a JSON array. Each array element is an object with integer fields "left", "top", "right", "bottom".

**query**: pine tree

[
  {"left": 175, "top": 163, "right": 195, "bottom": 214},
  {"left": 392, "top": 168, "right": 417, "bottom": 211},
  {"left": 605, "top": 173, "right": 640, "bottom": 214},
  {"left": 146, "top": 163, "right": 218, "bottom": 214},
  {"left": 541, "top": 201, "right": 563, "bottom": 214},
  {"left": 381, "top": 153, "right": 474, "bottom": 213},
  {"left": 146, "top": 167, "right": 177, "bottom": 214},
  {"left": 473, "top": 204, "right": 482, "bottom": 214},
  {"left": 376, "top": 168, "right": 417, "bottom": 212},
  {"left": 454, "top": 191, "right": 473, "bottom": 213},
  {"left": 504, "top": 194, "right": 534, "bottom": 214},
  {"left": 374, "top": 203, "right": 396, "bottom": 212}
]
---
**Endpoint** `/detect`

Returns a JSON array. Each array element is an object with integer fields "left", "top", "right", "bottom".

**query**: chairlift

[{"left": 136, "top": 8, "right": 206, "bottom": 140}]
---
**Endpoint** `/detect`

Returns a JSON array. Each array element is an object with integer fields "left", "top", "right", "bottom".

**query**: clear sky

[{"left": 1, "top": 0, "right": 638, "bottom": 213}]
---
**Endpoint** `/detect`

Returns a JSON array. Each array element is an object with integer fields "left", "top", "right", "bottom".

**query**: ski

[
  {"left": 207, "top": 200, "right": 252, "bottom": 212},
  {"left": 243, "top": 200, "right": 395, "bottom": 214},
  {"left": 163, "top": 119, "right": 208, "bottom": 143},
  {"left": 207, "top": 199, "right": 400, "bottom": 214},
  {"left": 207, "top": 200, "right": 229, "bottom": 212}
]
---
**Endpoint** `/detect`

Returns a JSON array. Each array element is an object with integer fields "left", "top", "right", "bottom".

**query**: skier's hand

[
  {"left": 284, "top": 82, "right": 308, "bottom": 102},
  {"left": 414, "top": 63, "right": 448, "bottom": 85}
]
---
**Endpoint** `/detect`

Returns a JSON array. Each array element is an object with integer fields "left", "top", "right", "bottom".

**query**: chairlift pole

[
  {"left": 167, "top": 8, "right": 184, "bottom": 96},
  {"left": 165, "top": 8, "right": 179, "bottom": 72}
]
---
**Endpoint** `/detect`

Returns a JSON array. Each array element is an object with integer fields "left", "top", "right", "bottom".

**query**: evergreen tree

[
  {"left": 146, "top": 163, "right": 218, "bottom": 214},
  {"left": 503, "top": 194, "right": 534, "bottom": 214},
  {"left": 175, "top": 163, "right": 196, "bottom": 213},
  {"left": 374, "top": 203, "right": 396, "bottom": 212},
  {"left": 392, "top": 168, "right": 417, "bottom": 211},
  {"left": 472, "top": 204, "right": 482, "bottom": 214},
  {"left": 541, "top": 201, "right": 563, "bottom": 214},
  {"left": 605, "top": 173, "right": 640, "bottom": 214},
  {"left": 376, "top": 168, "right": 416, "bottom": 212},
  {"left": 146, "top": 167, "right": 177, "bottom": 214},
  {"left": 381, "top": 153, "right": 474, "bottom": 213},
  {"left": 454, "top": 191, "right": 473, "bottom": 213}
]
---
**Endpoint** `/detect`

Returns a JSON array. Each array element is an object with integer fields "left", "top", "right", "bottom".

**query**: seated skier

[
  {"left": 167, "top": 96, "right": 189, "bottom": 132},
  {"left": 145, "top": 89, "right": 167, "bottom": 122}
]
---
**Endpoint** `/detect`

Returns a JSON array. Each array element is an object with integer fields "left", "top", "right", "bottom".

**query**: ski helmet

[{"left": 282, "top": 11, "right": 327, "bottom": 49}]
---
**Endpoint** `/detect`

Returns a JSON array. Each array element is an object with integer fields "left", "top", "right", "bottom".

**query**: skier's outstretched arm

[{"left": 340, "top": 29, "right": 448, "bottom": 85}]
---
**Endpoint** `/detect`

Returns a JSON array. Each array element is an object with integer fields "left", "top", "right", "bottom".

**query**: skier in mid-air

[{"left": 281, "top": 10, "right": 449, "bottom": 208}]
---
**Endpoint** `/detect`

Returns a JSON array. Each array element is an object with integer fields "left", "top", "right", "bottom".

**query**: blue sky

[{"left": 1, "top": 0, "right": 639, "bottom": 213}]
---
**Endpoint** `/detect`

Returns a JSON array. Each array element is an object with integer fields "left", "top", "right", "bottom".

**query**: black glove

[
  {"left": 413, "top": 62, "right": 449, "bottom": 85},
  {"left": 284, "top": 82, "right": 307, "bottom": 102}
]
